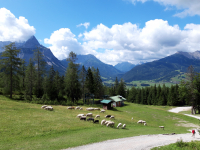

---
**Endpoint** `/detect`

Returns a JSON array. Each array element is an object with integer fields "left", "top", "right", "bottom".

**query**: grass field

[{"left": 1, "top": 95, "right": 199, "bottom": 150}]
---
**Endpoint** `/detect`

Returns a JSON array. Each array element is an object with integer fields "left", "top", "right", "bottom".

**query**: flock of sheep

[
  {"left": 41, "top": 105, "right": 163, "bottom": 130},
  {"left": 67, "top": 106, "right": 127, "bottom": 129}
]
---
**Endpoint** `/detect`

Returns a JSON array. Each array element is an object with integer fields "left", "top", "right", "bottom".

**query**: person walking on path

[{"left": 192, "top": 129, "right": 196, "bottom": 137}]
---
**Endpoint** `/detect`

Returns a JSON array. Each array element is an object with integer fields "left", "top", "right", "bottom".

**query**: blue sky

[{"left": 0, "top": 0, "right": 200, "bottom": 65}]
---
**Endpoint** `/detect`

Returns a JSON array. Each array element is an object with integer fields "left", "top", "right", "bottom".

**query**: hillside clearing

[{"left": 1, "top": 96, "right": 199, "bottom": 150}]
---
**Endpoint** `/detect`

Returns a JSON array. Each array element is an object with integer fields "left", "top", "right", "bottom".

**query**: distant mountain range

[
  {"left": 0, "top": 36, "right": 122, "bottom": 77},
  {"left": 122, "top": 51, "right": 200, "bottom": 82},
  {"left": 1, "top": 36, "right": 200, "bottom": 82}
]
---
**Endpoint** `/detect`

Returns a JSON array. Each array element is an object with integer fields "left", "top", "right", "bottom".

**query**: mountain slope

[
  {"left": 114, "top": 62, "right": 135, "bottom": 72},
  {"left": 60, "top": 54, "right": 123, "bottom": 78},
  {"left": 122, "top": 52, "right": 200, "bottom": 82}
]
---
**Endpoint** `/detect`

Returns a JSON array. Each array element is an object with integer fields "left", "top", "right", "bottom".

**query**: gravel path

[
  {"left": 66, "top": 133, "right": 200, "bottom": 150},
  {"left": 64, "top": 106, "right": 200, "bottom": 150}
]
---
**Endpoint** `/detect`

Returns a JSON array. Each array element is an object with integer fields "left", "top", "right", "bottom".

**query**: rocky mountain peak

[{"left": 21, "top": 36, "right": 40, "bottom": 49}]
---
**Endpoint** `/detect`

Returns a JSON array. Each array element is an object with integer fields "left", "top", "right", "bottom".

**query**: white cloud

[
  {"left": 127, "top": 0, "right": 200, "bottom": 17},
  {"left": 44, "top": 28, "right": 87, "bottom": 60},
  {"left": 82, "top": 20, "right": 200, "bottom": 65},
  {"left": 77, "top": 22, "right": 90, "bottom": 29},
  {"left": 0, "top": 8, "right": 35, "bottom": 42},
  {"left": 45, "top": 20, "right": 200, "bottom": 65}
]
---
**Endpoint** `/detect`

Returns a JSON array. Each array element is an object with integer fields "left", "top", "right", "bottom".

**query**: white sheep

[
  {"left": 94, "top": 108, "right": 100, "bottom": 110},
  {"left": 41, "top": 105, "right": 48, "bottom": 109},
  {"left": 122, "top": 124, "right": 126, "bottom": 129},
  {"left": 117, "top": 123, "right": 122, "bottom": 128},
  {"left": 75, "top": 106, "right": 80, "bottom": 110},
  {"left": 86, "top": 113, "right": 93, "bottom": 117},
  {"left": 131, "top": 117, "right": 133, "bottom": 120},
  {"left": 67, "top": 106, "right": 74, "bottom": 109},
  {"left": 86, "top": 108, "right": 94, "bottom": 111},
  {"left": 95, "top": 115, "right": 100, "bottom": 119},
  {"left": 79, "top": 107, "right": 83, "bottom": 110},
  {"left": 110, "top": 116, "right": 115, "bottom": 119},
  {"left": 100, "top": 109, "right": 105, "bottom": 113},
  {"left": 76, "top": 114, "right": 85, "bottom": 118},
  {"left": 101, "top": 119, "right": 106, "bottom": 125},
  {"left": 144, "top": 123, "right": 147, "bottom": 126},
  {"left": 106, "top": 122, "right": 115, "bottom": 127},
  {"left": 137, "top": 120, "right": 143, "bottom": 124},
  {"left": 44, "top": 106, "right": 53, "bottom": 111},
  {"left": 141, "top": 121, "right": 146, "bottom": 124}
]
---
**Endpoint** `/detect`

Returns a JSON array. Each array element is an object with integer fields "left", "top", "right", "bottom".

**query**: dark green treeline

[{"left": 126, "top": 84, "right": 186, "bottom": 106}]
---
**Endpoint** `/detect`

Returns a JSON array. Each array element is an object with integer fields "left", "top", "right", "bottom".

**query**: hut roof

[
  {"left": 101, "top": 100, "right": 112, "bottom": 104},
  {"left": 110, "top": 95, "right": 126, "bottom": 102}
]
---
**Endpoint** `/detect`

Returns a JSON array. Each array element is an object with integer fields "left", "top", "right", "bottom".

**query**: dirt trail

[{"left": 64, "top": 107, "right": 200, "bottom": 150}]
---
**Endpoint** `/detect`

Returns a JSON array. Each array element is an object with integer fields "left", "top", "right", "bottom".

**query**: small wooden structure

[
  {"left": 100, "top": 99, "right": 113, "bottom": 110},
  {"left": 110, "top": 95, "right": 126, "bottom": 107}
]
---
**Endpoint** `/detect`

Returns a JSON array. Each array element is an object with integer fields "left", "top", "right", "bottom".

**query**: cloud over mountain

[
  {"left": 44, "top": 28, "right": 87, "bottom": 60},
  {"left": 0, "top": 8, "right": 35, "bottom": 42}
]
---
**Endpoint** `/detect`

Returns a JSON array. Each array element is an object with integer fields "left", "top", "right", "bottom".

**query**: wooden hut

[{"left": 100, "top": 99, "right": 113, "bottom": 110}]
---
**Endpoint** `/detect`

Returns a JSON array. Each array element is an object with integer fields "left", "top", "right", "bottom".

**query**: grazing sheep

[
  {"left": 44, "top": 106, "right": 53, "bottom": 111},
  {"left": 76, "top": 114, "right": 85, "bottom": 118},
  {"left": 86, "top": 108, "right": 94, "bottom": 111},
  {"left": 131, "top": 117, "right": 133, "bottom": 120},
  {"left": 106, "top": 122, "right": 115, "bottom": 127},
  {"left": 100, "top": 109, "right": 105, "bottom": 113},
  {"left": 141, "top": 121, "right": 146, "bottom": 124},
  {"left": 80, "top": 116, "right": 86, "bottom": 121},
  {"left": 137, "top": 120, "right": 143, "bottom": 124},
  {"left": 101, "top": 119, "right": 106, "bottom": 125},
  {"left": 144, "top": 123, "right": 147, "bottom": 126},
  {"left": 41, "top": 105, "right": 48, "bottom": 109},
  {"left": 67, "top": 106, "right": 75, "bottom": 109},
  {"left": 93, "top": 120, "right": 99, "bottom": 123},
  {"left": 86, "top": 113, "right": 93, "bottom": 117},
  {"left": 94, "top": 108, "right": 100, "bottom": 110},
  {"left": 159, "top": 126, "right": 164, "bottom": 130},
  {"left": 75, "top": 106, "right": 80, "bottom": 110},
  {"left": 117, "top": 123, "right": 122, "bottom": 128},
  {"left": 122, "top": 124, "right": 126, "bottom": 129},
  {"left": 95, "top": 115, "right": 100, "bottom": 119},
  {"left": 79, "top": 107, "right": 83, "bottom": 110},
  {"left": 105, "top": 115, "right": 111, "bottom": 118},
  {"left": 87, "top": 118, "right": 94, "bottom": 122},
  {"left": 110, "top": 116, "right": 115, "bottom": 119}
]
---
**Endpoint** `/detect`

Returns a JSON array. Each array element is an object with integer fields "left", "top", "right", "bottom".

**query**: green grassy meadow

[{"left": 0, "top": 95, "right": 199, "bottom": 150}]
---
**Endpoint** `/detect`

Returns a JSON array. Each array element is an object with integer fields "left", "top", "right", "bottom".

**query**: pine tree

[
  {"left": 117, "top": 78, "right": 126, "bottom": 97},
  {"left": 85, "top": 67, "right": 95, "bottom": 94},
  {"left": 80, "top": 65, "right": 87, "bottom": 102},
  {"left": 46, "top": 66, "right": 57, "bottom": 100},
  {"left": 24, "top": 59, "right": 35, "bottom": 101},
  {"left": 93, "top": 68, "right": 103, "bottom": 98},
  {"left": 64, "top": 51, "right": 81, "bottom": 103},
  {"left": 33, "top": 46, "right": 46, "bottom": 98},
  {"left": 0, "top": 43, "right": 22, "bottom": 98}
]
